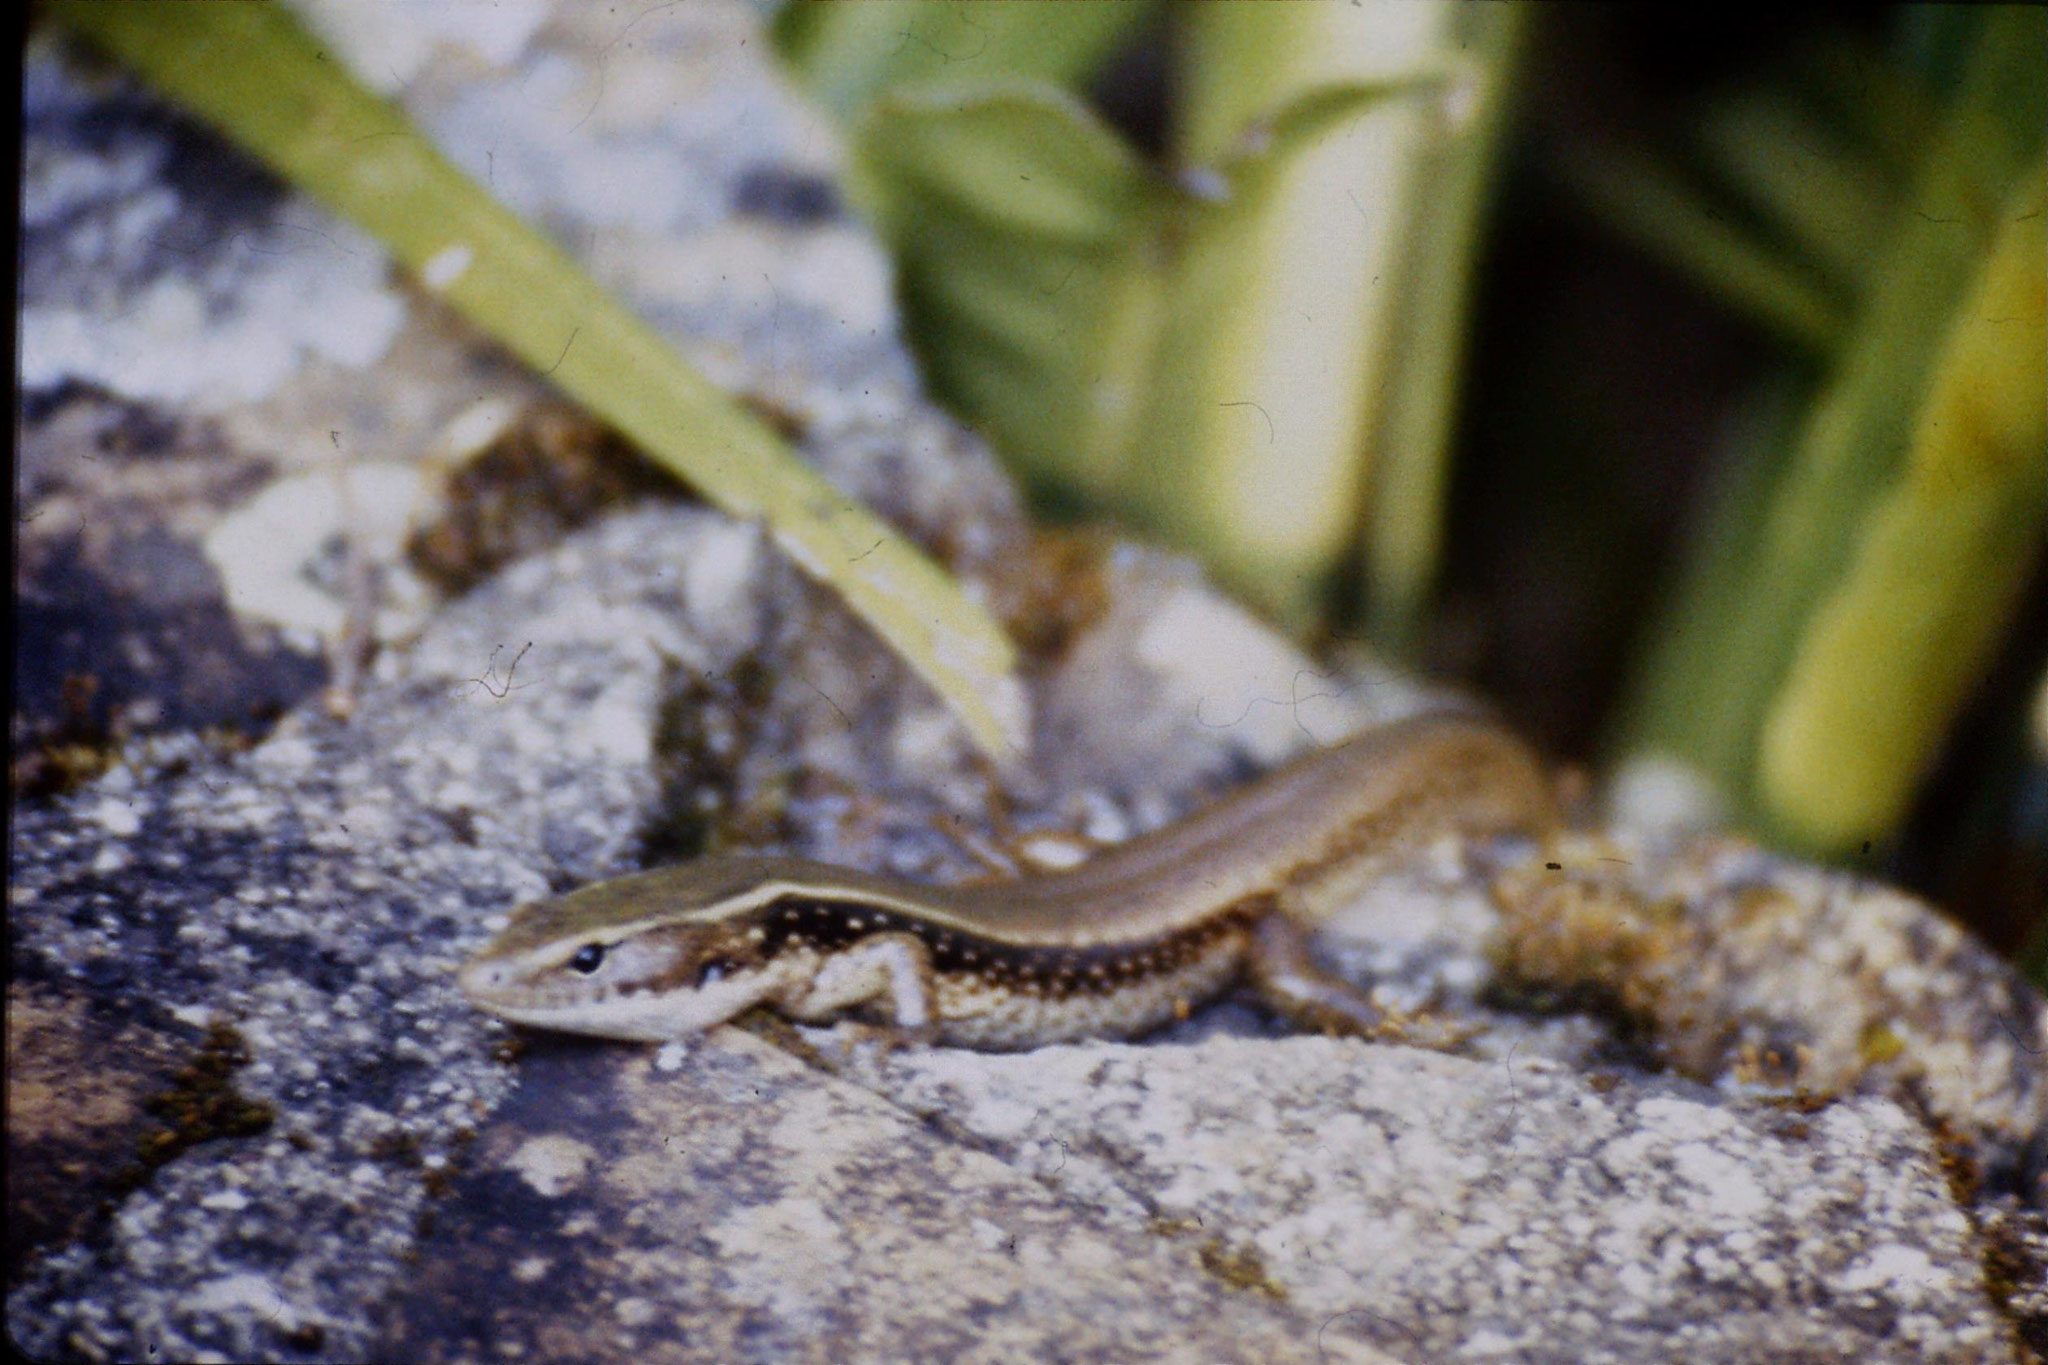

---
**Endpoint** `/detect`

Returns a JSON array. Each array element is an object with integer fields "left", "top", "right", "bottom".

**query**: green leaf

[
  {"left": 853, "top": 81, "right": 1160, "bottom": 499},
  {"left": 775, "top": 0, "right": 1152, "bottom": 122},
  {"left": 1611, "top": 374, "right": 1813, "bottom": 793},
  {"left": 1758, "top": 161, "right": 2046, "bottom": 850},
  {"left": 1552, "top": 138, "right": 1847, "bottom": 351},
  {"left": 1213, "top": 78, "right": 1445, "bottom": 179},
  {"left": 48, "top": 0, "right": 1026, "bottom": 762},
  {"left": 1693, "top": 88, "right": 1896, "bottom": 295},
  {"left": 1617, "top": 8, "right": 2047, "bottom": 847}
]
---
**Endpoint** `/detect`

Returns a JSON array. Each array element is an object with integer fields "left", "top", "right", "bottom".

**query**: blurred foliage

[
  {"left": 783, "top": 0, "right": 1526, "bottom": 633},
  {"left": 1603, "top": 8, "right": 2045, "bottom": 855},
  {"left": 773, "top": 0, "right": 1146, "bottom": 122},
  {"left": 1758, "top": 161, "right": 2043, "bottom": 849},
  {"left": 46, "top": 0, "right": 1027, "bottom": 762}
]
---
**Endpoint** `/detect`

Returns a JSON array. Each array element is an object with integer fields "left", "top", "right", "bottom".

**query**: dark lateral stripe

[{"left": 762, "top": 897, "right": 1255, "bottom": 996}]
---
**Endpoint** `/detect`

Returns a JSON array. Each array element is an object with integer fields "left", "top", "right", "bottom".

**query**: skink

[{"left": 459, "top": 712, "right": 1556, "bottom": 1048}]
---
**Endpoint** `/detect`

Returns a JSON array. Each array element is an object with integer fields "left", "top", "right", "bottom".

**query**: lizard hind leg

[{"left": 1244, "top": 914, "right": 1475, "bottom": 1053}]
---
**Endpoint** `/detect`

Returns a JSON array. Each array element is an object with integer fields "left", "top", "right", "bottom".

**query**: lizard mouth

[{"left": 459, "top": 953, "right": 785, "bottom": 1042}]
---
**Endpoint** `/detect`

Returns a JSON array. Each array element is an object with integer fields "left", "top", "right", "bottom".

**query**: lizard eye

[
  {"left": 569, "top": 943, "right": 607, "bottom": 974},
  {"left": 696, "top": 958, "right": 735, "bottom": 987}
]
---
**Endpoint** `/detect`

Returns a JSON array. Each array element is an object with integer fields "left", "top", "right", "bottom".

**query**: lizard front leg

[{"left": 785, "top": 931, "right": 939, "bottom": 1043}]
